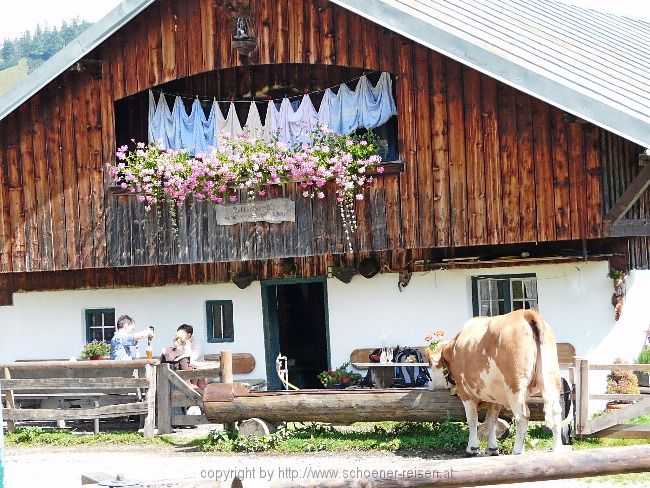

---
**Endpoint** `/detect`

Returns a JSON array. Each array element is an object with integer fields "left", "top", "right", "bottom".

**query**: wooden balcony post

[
  {"left": 3, "top": 367, "right": 15, "bottom": 432},
  {"left": 156, "top": 364, "right": 172, "bottom": 435}
]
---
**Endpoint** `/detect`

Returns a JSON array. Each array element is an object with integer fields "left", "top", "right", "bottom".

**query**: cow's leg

[
  {"left": 485, "top": 403, "right": 502, "bottom": 455},
  {"left": 510, "top": 399, "right": 530, "bottom": 455},
  {"left": 462, "top": 399, "right": 480, "bottom": 456}
]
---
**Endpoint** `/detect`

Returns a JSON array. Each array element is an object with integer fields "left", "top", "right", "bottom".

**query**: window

[
  {"left": 206, "top": 300, "right": 234, "bottom": 343},
  {"left": 85, "top": 308, "right": 116, "bottom": 343},
  {"left": 471, "top": 274, "right": 538, "bottom": 317}
]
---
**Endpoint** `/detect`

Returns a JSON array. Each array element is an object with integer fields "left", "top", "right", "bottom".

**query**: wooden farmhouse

[{"left": 0, "top": 0, "right": 649, "bottom": 392}]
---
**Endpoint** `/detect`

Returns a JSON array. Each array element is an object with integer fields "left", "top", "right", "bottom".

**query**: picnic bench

[{"left": 1, "top": 359, "right": 157, "bottom": 436}]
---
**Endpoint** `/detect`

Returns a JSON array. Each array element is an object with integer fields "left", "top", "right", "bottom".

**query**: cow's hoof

[
  {"left": 487, "top": 447, "right": 500, "bottom": 456},
  {"left": 465, "top": 447, "right": 479, "bottom": 457}
]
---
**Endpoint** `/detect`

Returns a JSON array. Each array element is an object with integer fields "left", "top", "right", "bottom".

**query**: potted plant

[
  {"left": 635, "top": 347, "right": 650, "bottom": 387},
  {"left": 81, "top": 340, "right": 110, "bottom": 360},
  {"left": 317, "top": 362, "right": 362, "bottom": 388},
  {"left": 605, "top": 358, "right": 639, "bottom": 411},
  {"left": 423, "top": 329, "right": 445, "bottom": 366}
]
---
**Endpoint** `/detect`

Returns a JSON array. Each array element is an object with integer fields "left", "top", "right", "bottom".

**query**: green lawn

[{"left": 0, "top": 58, "right": 29, "bottom": 97}]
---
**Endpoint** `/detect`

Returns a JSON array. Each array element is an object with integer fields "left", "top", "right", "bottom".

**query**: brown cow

[{"left": 438, "top": 309, "right": 563, "bottom": 455}]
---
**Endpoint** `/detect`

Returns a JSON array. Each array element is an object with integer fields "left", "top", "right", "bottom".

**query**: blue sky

[{"left": 1, "top": 0, "right": 649, "bottom": 42}]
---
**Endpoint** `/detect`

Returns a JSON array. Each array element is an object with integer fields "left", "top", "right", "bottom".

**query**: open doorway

[{"left": 261, "top": 277, "right": 329, "bottom": 390}]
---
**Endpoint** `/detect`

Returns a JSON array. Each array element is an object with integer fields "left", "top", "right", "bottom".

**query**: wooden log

[
  {"left": 0, "top": 377, "right": 150, "bottom": 390},
  {"left": 260, "top": 445, "right": 650, "bottom": 488},
  {"left": 3, "top": 402, "right": 148, "bottom": 421},
  {"left": 589, "top": 424, "right": 650, "bottom": 439},
  {"left": 203, "top": 387, "right": 550, "bottom": 424},
  {"left": 202, "top": 352, "right": 256, "bottom": 374},
  {"left": 221, "top": 350, "right": 234, "bottom": 384},
  {"left": 578, "top": 358, "right": 589, "bottom": 435}
]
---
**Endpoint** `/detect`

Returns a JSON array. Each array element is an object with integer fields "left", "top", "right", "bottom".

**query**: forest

[{"left": 0, "top": 18, "right": 91, "bottom": 72}]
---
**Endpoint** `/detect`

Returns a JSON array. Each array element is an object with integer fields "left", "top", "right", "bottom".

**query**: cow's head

[
  {"left": 425, "top": 341, "right": 455, "bottom": 389},
  {"left": 435, "top": 340, "right": 456, "bottom": 386}
]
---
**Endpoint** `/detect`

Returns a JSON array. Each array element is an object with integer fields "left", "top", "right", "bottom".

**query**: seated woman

[{"left": 161, "top": 334, "right": 192, "bottom": 372}]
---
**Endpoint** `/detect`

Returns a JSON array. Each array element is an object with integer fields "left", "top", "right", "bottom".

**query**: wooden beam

[
  {"left": 583, "top": 397, "right": 650, "bottom": 435},
  {"left": 3, "top": 402, "right": 148, "bottom": 421},
  {"left": 263, "top": 445, "right": 650, "bottom": 488},
  {"left": 0, "top": 377, "right": 150, "bottom": 390},
  {"left": 589, "top": 424, "right": 650, "bottom": 439},
  {"left": 604, "top": 162, "right": 650, "bottom": 226},
  {"left": 609, "top": 219, "right": 650, "bottom": 237},
  {"left": 156, "top": 364, "right": 172, "bottom": 434}
]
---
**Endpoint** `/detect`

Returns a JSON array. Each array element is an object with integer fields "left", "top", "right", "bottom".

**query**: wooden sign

[{"left": 215, "top": 198, "right": 295, "bottom": 225}]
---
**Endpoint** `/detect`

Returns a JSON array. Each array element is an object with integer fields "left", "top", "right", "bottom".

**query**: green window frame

[
  {"left": 471, "top": 274, "right": 538, "bottom": 317},
  {"left": 85, "top": 308, "right": 116, "bottom": 343},
  {"left": 206, "top": 300, "right": 234, "bottom": 343}
]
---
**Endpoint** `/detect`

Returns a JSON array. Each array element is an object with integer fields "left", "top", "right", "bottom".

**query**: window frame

[
  {"left": 471, "top": 273, "right": 538, "bottom": 317},
  {"left": 84, "top": 308, "right": 116, "bottom": 344},
  {"left": 206, "top": 300, "right": 235, "bottom": 343}
]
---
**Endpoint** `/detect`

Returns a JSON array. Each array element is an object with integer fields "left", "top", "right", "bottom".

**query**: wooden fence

[
  {"left": 572, "top": 358, "right": 650, "bottom": 438},
  {"left": 0, "top": 360, "right": 157, "bottom": 437}
]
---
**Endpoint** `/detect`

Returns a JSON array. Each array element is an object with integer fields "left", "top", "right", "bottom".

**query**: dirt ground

[{"left": 3, "top": 425, "right": 649, "bottom": 487}]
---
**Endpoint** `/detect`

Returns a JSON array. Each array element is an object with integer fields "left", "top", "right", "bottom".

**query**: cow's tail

[{"left": 525, "top": 310, "right": 562, "bottom": 430}]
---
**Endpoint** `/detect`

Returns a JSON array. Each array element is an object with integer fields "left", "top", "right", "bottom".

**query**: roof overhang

[{"left": 0, "top": 0, "right": 155, "bottom": 122}]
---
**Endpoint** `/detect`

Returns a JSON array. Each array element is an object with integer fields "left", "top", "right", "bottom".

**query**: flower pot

[
  {"left": 606, "top": 401, "right": 632, "bottom": 412},
  {"left": 89, "top": 356, "right": 105, "bottom": 360},
  {"left": 326, "top": 383, "right": 347, "bottom": 389}
]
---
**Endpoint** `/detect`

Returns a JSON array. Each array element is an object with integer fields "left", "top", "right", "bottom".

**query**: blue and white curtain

[{"left": 148, "top": 72, "right": 397, "bottom": 153}]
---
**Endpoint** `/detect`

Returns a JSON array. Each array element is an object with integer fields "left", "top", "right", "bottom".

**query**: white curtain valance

[{"left": 147, "top": 72, "right": 397, "bottom": 152}]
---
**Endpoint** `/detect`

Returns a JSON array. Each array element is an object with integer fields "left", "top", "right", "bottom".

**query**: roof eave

[
  {"left": 0, "top": 0, "right": 155, "bottom": 122},
  {"left": 331, "top": 0, "right": 650, "bottom": 148}
]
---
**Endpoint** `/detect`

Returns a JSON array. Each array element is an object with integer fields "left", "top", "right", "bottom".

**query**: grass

[
  {"left": 4, "top": 427, "right": 173, "bottom": 447},
  {"left": 0, "top": 58, "right": 29, "bottom": 96}
]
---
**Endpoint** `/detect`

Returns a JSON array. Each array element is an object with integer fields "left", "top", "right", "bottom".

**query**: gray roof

[
  {"left": 1, "top": 0, "right": 649, "bottom": 148},
  {"left": 0, "top": 0, "right": 154, "bottom": 122},
  {"left": 332, "top": 0, "right": 650, "bottom": 148}
]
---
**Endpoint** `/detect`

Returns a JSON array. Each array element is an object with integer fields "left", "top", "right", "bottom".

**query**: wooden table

[{"left": 352, "top": 362, "right": 430, "bottom": 388}]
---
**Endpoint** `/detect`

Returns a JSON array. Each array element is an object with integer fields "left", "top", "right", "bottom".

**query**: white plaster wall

[
  {"left": 1, "top": 261, "right": 646, "bottom": 416},
  {"left": 0, "top": 282, "right": 267, "bottom": 380}
]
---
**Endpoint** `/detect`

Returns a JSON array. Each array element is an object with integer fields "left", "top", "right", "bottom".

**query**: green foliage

[
  {"left": 0, "top": 18, "right": 91, "bottom": 74},
  {"left": 636, "top": 347, "right": 650, "bottom": 365},
  {"left": 317, "top": 362, "right": 363, "bottom": 388},
  {"left": 80, "top": 340, "right": 110, "bottom": 359},
  {"left": 608, "top": 268, "right": 625, "bottom": 280},
  {"left": 5, "top": 427, "right": 166, "bottom": 446}
]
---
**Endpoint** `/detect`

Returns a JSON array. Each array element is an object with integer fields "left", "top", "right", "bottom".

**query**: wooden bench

[{"left": 1, "top": 359, "right": 157, "bottom": 436}]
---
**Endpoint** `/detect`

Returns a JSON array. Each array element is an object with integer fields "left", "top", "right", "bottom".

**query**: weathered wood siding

[{"left": 0, "top": 0, "right": 639, "bottom": 274}]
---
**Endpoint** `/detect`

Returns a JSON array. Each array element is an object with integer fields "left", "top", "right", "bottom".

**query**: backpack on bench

[{"left": 394, "top": 348, "right": 431, "bottom": 387}]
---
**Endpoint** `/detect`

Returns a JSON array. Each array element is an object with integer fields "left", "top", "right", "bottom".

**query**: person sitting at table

[{"left": 109, "top": 315, "right": 154, "bottom": 360}]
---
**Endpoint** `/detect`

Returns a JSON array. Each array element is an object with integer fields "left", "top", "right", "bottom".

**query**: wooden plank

[
  {"left": 19, "top": 102, "right": 40, "bottom": 271},
  {"left": 497, "top": 83, "right": 520, "bottom": 244},
  {"left": 7, "top": 119, "right": 26, "bottom": 271},
  {"left": 609, "top": 219, "right": 650, "bottom": 236},
  {"left": 186, "top": 0, "right": 203, "bottom": 76},
  {"left": 156, "top": 364, "right": 172, "bottom": 434},
  {"left": 175, "top": 0, "right": 189, "bottom": 77},
  {"left": 590, "top": 394, "right": 647, "bottom": 401},
  {"left": 584, "top": 125, "right": 602, "bottom": 237},
  {"left": 463, "top": 67, "right": 487, "bottom": 246},
  {"left": 144, "top": 364, "right": 156, "bottom": 437},
  {"left": 200, "top": 0, "right": 215, "bottom": 72},
  {"left": 531, "top": 100, "right": 555, "bottom": 242},
  {"left": 31, "top": 93, "right": 55, "bottom": 269},
  {"left": 0, "top": 359, "right": 158, "bottom": 370},
  {"left": 481, "top": 76, "right": 502, "bottom": 245},
  {"left": 160, "top": 0, "right": 177, "bottom": 82},
  {"left": 589, "top": 364, "right": 650, "bottom": 371},
  {"left": 289, "top": 0, "right": 305, "bottom": 62},
  {"left": 60, "top": 79, "right": 80, "bottom": 268},
  {"left": 122, "top": 22, "right": 139, "bottom": 96},
  {"left": 167, "top": 368, "right": 203, "bottom": 402},
  {"left": 516, "top": 92, "right": 536, "bottom": 242},
  {"left": 148, "top": 2, "right": 163, "bottom": 86},
  {"left": 604, "top": 161, "right": 650, "bottom": 225},
  {"left": 88, "top": 76, "right": 105, "bottom": 268},
  {"left": 446, "top": 59, "right": 467, "bottom": 247},
  {"left": 414, "top": 44, "right": 434, "bottom": 248},
  {"left": 134, "top": 11, "right": 150, "bottom": 94},
  {"left": 568, "top": 124, "right": 586, "bottom": 240},
  {"left": 590, "top": 424, "right": 650, "bottom": 439},
  {"left": 578, "top": 359, "right": 589, "bottom": 434},
  {"left": 551, "top": 110, "right": 571, "bottom": 240},
  {"left": 3, "top": 402, "right": 148, "bottom": 421},
  {"left": 333, "top": 3, "right": 349, "bottom": 67},
  {"left": 584, "top": 397, "right": 650, "bottom": 435},
  {"left": 275, "top": 0, "right": 289, "bottom": 64},
  {"left": 430, "top": 52, "right": 450, "bottom": 248},
  {"left": 319, "top": 0, "right": 335, "bottom": 65},
  {"left": 306, "top": 0, "right": 321, "bottom": 64},
  {"left": 0, "top": 377, "right": 150, "bottom": 390},
  {"left": 176, "top": 368, "right": 222, "bottom": 381},
  {"left": 397, "top": 40, "right": 419, "bottom": 249},
  {"left": 4, "top": 367, "right": 16, "bottom": 431}
]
